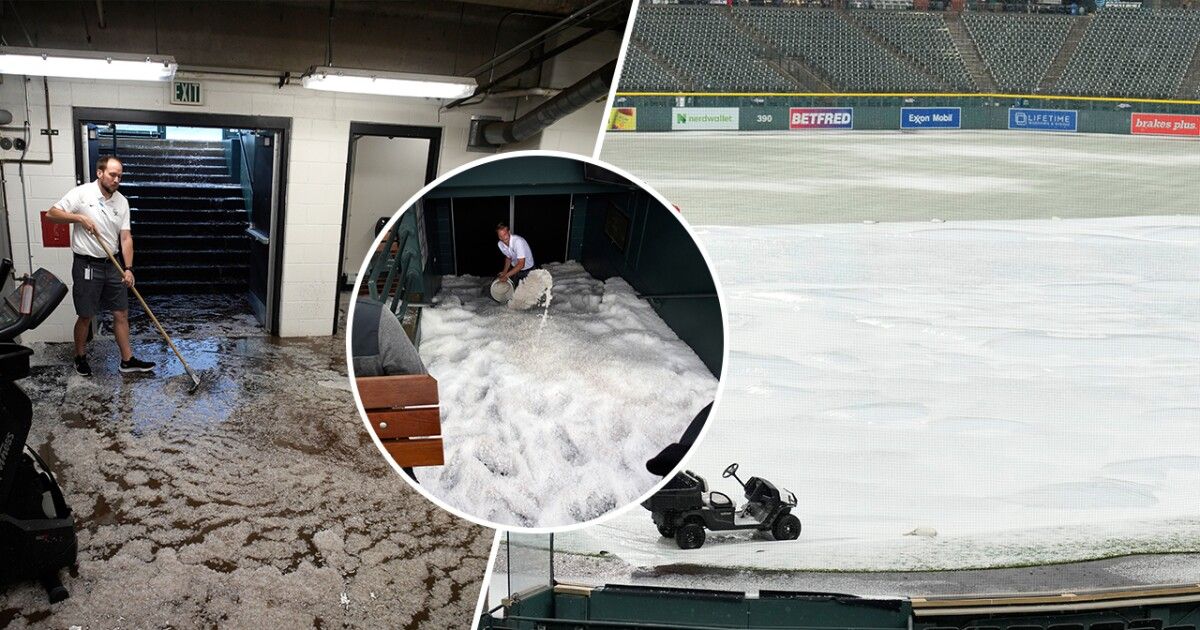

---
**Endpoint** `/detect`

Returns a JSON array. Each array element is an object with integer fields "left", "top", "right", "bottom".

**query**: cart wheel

[
  {"left": 657, "top": 523, "right": 676, "bottom": 538},
  {"left": 675, "top": 523, "right": 706, "bottom": 550},
  {"left": 772, "top": 514, "right": 801, "bottom": 541}
]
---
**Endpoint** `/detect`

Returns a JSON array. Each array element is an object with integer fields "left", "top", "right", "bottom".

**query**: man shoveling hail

[
  {"left": 46, "top": 155, "right": 156, "bottom": 376},
  {"left": 493, "top": 222, "right": 552, "bottom": 310}
]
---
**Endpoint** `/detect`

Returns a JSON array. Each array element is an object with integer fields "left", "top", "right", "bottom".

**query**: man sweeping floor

[{"left": 46, "top": 155, "right": 156, "bottom": 376}]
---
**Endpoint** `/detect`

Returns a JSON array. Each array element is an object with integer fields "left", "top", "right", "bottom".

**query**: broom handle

[{"left": 90, "top": 232, "right": 196, "bottom": 375}]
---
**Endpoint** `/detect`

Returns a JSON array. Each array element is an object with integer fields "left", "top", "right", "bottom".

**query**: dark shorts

[
  {"left": 71, "top": 255, "right": 128, "bottom": 317},
  {"left": 514, "top": 267, "right": 534, "bottom": 285}
]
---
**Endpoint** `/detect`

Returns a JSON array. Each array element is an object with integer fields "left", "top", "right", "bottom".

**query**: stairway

[
  {"left": 943, "top": 13, "right": 997, "bottom": 92},
  {"left": 99, "top": 138, "right": 251, "bottom": 295},
  {"left": 1039, "top": 14, "right": 1091, "bottom": 93},
  {"left": 726, "top": 8, "right": 832, "bottom": 91},
  {"left": 841, "top": 11, "right": 951, "bottom": 90},
  {"left": 1176, "top": 40, "right": 1200, "bottom": 98}
]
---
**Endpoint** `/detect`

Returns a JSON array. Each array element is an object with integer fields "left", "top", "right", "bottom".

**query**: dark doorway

[
  {"left": 452, "top": 196, "right": 510, "bottom": 277},
  {"left": 513, "top": 194, "right": 572, "bottom": 267},
  {"left": 72, "top": 108, "right": 289, "bottom": 335},
  {"left": 335, "top": 123, "right": 440, "bottom": 334}
]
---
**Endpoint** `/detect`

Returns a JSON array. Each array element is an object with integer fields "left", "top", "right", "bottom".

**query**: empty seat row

[{"left": 963, "top": 12, "right": 1073, "bottom": 92}]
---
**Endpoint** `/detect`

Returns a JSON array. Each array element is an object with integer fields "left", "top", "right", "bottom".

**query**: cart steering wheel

[{"left": 722, "top": 463, "right": 739, "bottom": 479}]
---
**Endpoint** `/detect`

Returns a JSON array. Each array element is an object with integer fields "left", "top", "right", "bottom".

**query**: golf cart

[{"left": 642, "top": 463, "right": 800, "bottom": 550}]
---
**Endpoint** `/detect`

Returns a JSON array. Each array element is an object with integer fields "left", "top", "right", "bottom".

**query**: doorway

[
  {"left": 450, "top": 194, "right": 573, "bottom": 277},
  {"left": 335, "top": 123, "right": 440, "bottom": 333},
  {"left": 72, "top": 108, "right": 290, "bottom": 336}
]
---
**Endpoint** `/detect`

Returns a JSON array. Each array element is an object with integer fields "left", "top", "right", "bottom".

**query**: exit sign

[{"left": 171, "top": 80, "right": 203, "bottom": 106}]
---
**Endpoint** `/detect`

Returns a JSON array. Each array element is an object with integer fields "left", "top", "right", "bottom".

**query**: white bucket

[{"left": 489, "top": 278, "right": 515, "bottom": 303}]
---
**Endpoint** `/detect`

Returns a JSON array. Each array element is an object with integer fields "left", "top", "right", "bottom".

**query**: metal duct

[{"left": 472, "top": 59, "right": 616, "bottom": 148}]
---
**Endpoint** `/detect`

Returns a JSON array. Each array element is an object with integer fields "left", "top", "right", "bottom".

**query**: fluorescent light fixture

[
  {"left": 301, "top": 66, "right": 476, "bottom": 99},
  {"left": 0, "top": 46, "right": 176, "bottom": 81}
]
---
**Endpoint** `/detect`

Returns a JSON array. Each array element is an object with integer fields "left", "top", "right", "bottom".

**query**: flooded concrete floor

[{"left": 1, "top": 292, "right": 491, "bottom": 628}]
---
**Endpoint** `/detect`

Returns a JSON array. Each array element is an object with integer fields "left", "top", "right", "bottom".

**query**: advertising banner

[
  {"left": 671, "top": 107, "right": 739, "bottom": 131},
  {"left": 1130, "top": 113, "right": 1200, "bottom": 137},
  {"left": 900, "top": 107, "right": 961, "bottom": 130},
  {"left": 789, "top": 107, "right": 854, "bottom": 130},
  {"left": 607, "top": 107, "right": 637, "bottom": 131},
  {"left": 1008, "top": 108, "right": 1078, "bottom": 132}
]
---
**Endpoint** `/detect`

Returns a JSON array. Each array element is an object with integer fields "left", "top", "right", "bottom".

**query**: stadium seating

[
  {"left": 630, "top": 4, "right": 795, "bottom": 91},
  {"left": 735, "top": 6, "right": 943, "bottom": 92},
  {"left": 619, "top": 3, "right": 1200, "bottom": 99},
  {"left": 850, "top": 10, "right": 976, "bottom": 90},
  {"left": 619, "top": 45, "right": 690, "bottom": 92},
  {"left": 1055, "top": 8, "right": 1200, "bottom": 98},
  {"left": 964, "top": 12, "right": 1073, "bottom": 92}
]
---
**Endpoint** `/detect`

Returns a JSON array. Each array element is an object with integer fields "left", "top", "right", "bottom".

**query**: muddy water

[{"left": 1, "top": 296, "right": 490, "bottom": 628}]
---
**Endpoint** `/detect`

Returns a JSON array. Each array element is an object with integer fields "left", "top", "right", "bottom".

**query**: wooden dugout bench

[{"left": 356, "top": 374, "right": 444, "bottom": 468}]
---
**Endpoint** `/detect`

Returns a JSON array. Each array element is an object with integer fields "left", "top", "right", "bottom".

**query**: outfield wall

[{"left": 607, "top": 94, "right": 1200, "bottom": 136}]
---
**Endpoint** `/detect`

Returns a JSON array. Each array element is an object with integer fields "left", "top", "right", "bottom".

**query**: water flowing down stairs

[{"left": 99, "top": 139, "right": 251, "bottom": 295}]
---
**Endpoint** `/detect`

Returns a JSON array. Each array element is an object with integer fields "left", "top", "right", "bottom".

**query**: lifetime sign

[
  {"left": 1008, "top": 108, "right": 1078, "bottom": 132},
  {"left": 900, "top": 107, "right": 961, "bottom": 130},
  {"left": 171, "top": 80, "right": 203, "bottom": 106},
  {"left": 789, "top": 107, "right": 853, "bottom": 130}
]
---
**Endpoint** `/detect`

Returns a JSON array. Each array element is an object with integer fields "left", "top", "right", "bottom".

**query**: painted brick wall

[{"left": 1, "top": 70, "right": 608, "bottom": 342}]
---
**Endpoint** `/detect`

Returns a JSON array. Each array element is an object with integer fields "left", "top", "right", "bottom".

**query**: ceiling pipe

[
  {"left": 469, "top": 59, "right": 615, "bottom": 148},
  {"left": 464, "top": 0, "right": 623, "bottom": 78},
  {"left": 96, "top": 0, "right": 106, "bottom": 29}
]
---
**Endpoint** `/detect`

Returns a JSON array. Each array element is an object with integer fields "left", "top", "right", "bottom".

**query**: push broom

[{"left": 90, "top": 233, "right": 203, "bottom": 394}]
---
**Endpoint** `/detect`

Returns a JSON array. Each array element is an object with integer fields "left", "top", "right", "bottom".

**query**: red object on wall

[
  {"left": 40, "top": 212, "right": 71, "bottom": 247},
  {"left": 1130, "top": 113, "right": 1200, "bottom": 137}
]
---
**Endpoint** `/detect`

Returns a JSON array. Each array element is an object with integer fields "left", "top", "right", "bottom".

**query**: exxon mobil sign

[
  {"left": 789, "top": 107, "right": 853, "bottom": 130},
  {"left": 900, "top": 107, "right": 961, "bottom": 129},
  {"left": 671, "top": 108, "right": 739, "bottom": 130}
]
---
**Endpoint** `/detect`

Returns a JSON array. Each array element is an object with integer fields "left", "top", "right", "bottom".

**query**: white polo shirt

[
  {"left": 55, "top": 181, "right": 130, "bottom": 258},
  {"left": 497, "top": 234, "right": 535, "bottom": 270}
]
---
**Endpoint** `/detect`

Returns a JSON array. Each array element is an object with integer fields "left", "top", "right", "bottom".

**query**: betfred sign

[
  {"left": 789, "top": 107, "right": 853, "bottom": 130},
  {"left": 900, "top": 107, "right": 961, "bottom": 130},
  {"left": 1130, "top": 113, "right": 1200, "bottom": 137}
]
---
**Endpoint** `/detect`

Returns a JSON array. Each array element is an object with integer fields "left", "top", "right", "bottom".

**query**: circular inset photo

[{"left": 346, "top": 152, "right": 727, "bottom": 530}]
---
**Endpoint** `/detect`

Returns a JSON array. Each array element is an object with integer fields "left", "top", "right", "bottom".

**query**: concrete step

[
  {"left": 122, "top": 173, "right": 237, "bottom": 184},
  {"left": 136, "top": 233, "right": 252, "bottom": 251},
  {"left": 127, "top": 196, "right": 245, "bottom": 210},
  {"left": 99, "top": 143, "right": 224, "bottom": 154},
  {"left": 131, "top": 220, "right": 249, "bottom": 236},
  {"left": 120, "top": 182, "right": 243, "bottom": 197},
  {"left": 132, "top": 249, "right": 253, "bottom": 265},
  {"left": 136, "top": 263, "right": 250, "bottom": 283},
  {"left": 135, "top": 279, "right": 249, "bottom": 296},
  {"left": 130, "top": 208, "right": 246, "bottom": 222}
]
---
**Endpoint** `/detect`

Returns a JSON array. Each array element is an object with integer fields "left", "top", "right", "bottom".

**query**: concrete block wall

[{"left": 1, "top": 70, "right": 608, "bottom": 342}]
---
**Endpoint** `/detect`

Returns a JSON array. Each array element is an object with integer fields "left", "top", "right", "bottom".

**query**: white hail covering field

[
  {"left": 579, "top": 131, "right": 1200, "bottom": 571},
  {"left": 414, "top": 262, "right": 718, "bottom": 529}
]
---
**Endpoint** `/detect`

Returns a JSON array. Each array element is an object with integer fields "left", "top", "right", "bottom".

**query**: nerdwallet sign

[
  {"left": 671, "top": 108, "right": 740, "bottom": 130},
  {"left": 1008, "top": 108, "right": 1078, "bottom": 132}
]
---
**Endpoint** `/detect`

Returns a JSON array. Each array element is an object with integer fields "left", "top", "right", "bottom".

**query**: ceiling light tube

[
  {"left": 0, "top": 46, "right": 177, "bottom": 81},
  {"left": 301, "top": 66, "right": 476, "bottom": 99}
]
